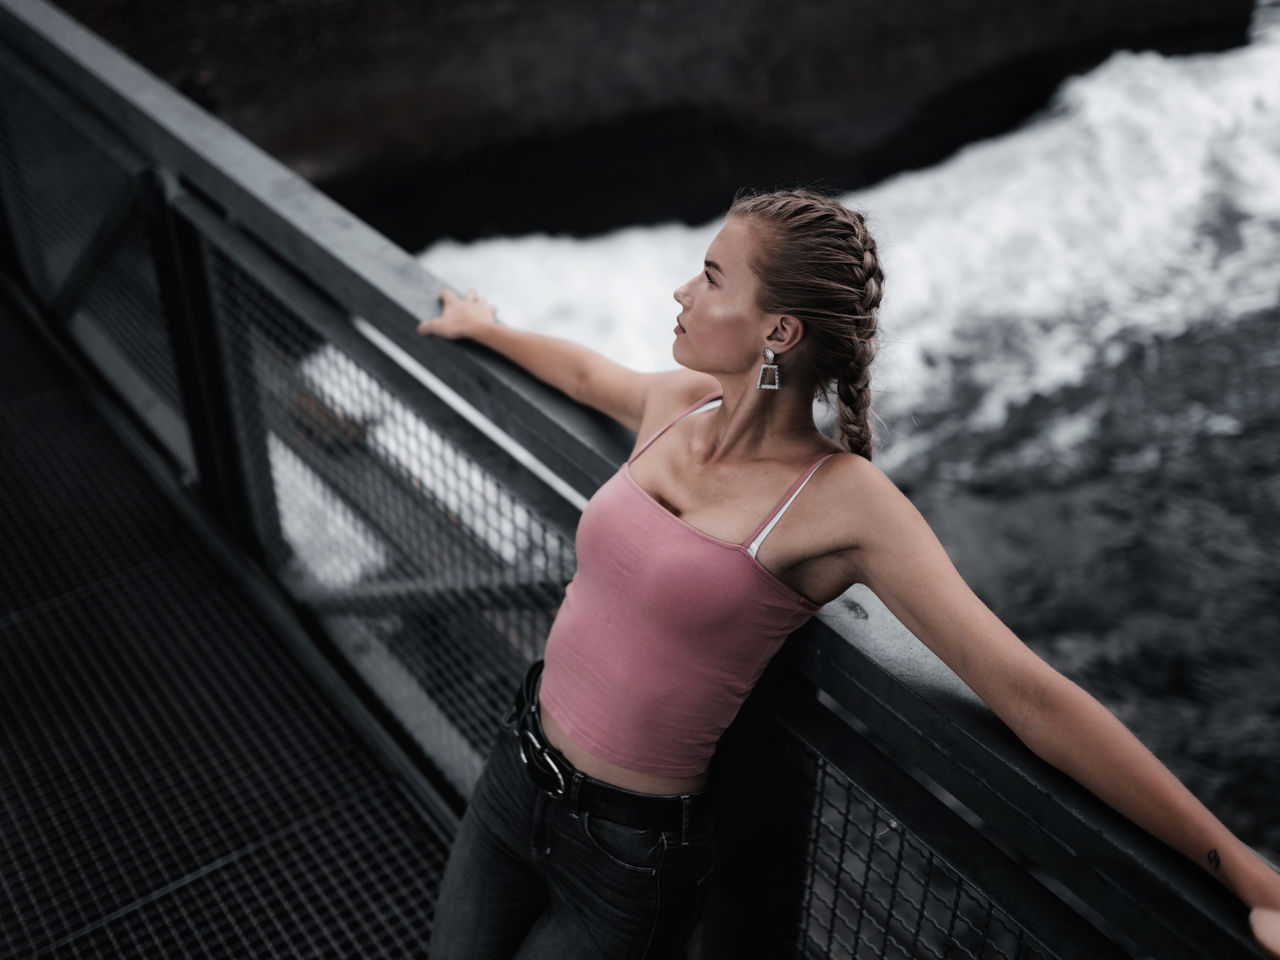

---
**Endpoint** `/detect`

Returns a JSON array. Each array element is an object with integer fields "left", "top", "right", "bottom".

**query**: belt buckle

[{"left": 518, "top": 728, "right": 567, "bottom": 797}]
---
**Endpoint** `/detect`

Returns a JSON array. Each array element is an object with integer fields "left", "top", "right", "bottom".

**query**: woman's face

[{"left": 672, "top": 217, "right": 773, "bottom": 376}]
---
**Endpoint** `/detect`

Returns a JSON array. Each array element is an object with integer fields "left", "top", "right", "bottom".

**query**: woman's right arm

[{"left": 416, "top": 288, "right": 714, "bottom": 434}]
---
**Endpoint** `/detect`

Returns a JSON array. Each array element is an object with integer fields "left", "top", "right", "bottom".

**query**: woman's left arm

[{"left": 836, "top": 460, "right": 1280, "bottom": 939}]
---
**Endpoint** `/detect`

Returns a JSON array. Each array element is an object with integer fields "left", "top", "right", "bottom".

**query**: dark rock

[{"left": 52, "top": 0, "right": 1253, "bottom": 246}]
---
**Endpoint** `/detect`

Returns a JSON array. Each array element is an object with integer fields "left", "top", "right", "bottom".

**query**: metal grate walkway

[{"left": 0, "top": 305, "right": 448, "bottom": 958}]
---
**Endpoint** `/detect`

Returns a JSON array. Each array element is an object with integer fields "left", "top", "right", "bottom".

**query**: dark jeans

[{"left": 428, "top": 725, "right": 717, "bottom": 958}]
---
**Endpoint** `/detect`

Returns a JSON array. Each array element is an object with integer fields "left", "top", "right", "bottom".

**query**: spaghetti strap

[
  {"left": 628, "top": 391, "right": 723, "bottom": 464},
  {"left": 745, "top": 453, "right": 837, "bottom": 557}
]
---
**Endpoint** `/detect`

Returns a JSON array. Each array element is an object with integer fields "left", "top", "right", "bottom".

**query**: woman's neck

[{"left": 701, "top": 376, "right": 827, "bottom": 462}]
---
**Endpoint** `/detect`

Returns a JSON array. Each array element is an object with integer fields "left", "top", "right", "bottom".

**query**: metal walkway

[{"left": 0, "top": 305, "right": 448, "bottom": 957}]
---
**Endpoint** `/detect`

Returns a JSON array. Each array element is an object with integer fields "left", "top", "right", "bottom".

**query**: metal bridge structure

[{"left": 0, "top": 0, "right": 1264, "bottom": 955}]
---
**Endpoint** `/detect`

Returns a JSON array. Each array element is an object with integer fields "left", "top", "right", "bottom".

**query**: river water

[
  {"left": 409, "top": 6, "right": 1280, "bottom": 864},
  {"left": 420, "top": 7, "right": 1279, "bottom": 463}
]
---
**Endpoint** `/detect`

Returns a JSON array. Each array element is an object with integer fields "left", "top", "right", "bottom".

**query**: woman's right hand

[{"left": 416, "top": 288, "right": 498, "bottom": 341}]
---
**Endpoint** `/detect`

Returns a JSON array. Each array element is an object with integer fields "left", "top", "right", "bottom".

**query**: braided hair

[{"left": 729, "top": 188, "right": 883, "bottom": 459}]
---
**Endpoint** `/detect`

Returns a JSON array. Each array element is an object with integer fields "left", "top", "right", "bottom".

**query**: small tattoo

[{"left": 1207, "top": 849, "right": 1221, "bottom": 871}]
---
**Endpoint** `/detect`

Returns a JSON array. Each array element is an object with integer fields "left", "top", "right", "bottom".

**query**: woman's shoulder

[
  {"left": 815, "top": 449, "right": 905, "bottom": 505},
  {"left": 816, "top": 446, "right": 881, "bottom": 478},
  {"left": 800, "top": 449, "right": 912, "bottom": 544}
]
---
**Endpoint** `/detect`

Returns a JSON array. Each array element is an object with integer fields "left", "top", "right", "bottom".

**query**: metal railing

[{"left": 0, "top": 0, "right": 1263, "bottom": 956}]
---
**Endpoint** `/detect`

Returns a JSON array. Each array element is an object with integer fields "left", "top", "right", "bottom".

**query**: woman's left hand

[
  {"left": 1234, "top": 850, "right": 1280, "bottom": 956},
  {"left": 1252, "top": 907, "right": 1280, "bottom": 958}
]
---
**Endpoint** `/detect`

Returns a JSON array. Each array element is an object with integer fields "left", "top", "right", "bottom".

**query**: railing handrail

[{"left": 0, "top": 0, "right": 1264, "bottom": 956}]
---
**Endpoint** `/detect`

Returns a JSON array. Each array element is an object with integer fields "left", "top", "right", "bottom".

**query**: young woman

[{"left": 419, "top": 189, "right": 1280, "bottom": 959}]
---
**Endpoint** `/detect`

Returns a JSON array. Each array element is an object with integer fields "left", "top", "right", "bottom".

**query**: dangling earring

[{"left": 756, "top": 347, "right": 781, "bottom": 391}]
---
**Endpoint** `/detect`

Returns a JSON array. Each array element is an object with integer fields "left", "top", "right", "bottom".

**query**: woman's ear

[{"left": 767, "top": 315, "right": 805, "bottom": 354}]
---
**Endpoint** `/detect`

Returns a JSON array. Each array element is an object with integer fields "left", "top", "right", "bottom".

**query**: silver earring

[{"left": 756, "top": 347, "right": 781, "bottom": 390}]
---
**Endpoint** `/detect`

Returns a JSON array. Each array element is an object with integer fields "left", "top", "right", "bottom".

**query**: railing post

[{"left": 141, "top": 169, "right": 272, "bottom": 558}]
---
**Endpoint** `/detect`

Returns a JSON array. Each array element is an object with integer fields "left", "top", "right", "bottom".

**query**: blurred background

[{"left": 50, "top": 0, "right": 1280, "bottom": 865}]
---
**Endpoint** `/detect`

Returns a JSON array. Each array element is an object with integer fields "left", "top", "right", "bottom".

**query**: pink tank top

[{"left": 539, "top": 392, "right": 834, "bottom": 778}]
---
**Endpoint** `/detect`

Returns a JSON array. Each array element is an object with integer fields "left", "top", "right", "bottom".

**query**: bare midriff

[{"left": 539, "top": 704, "right": 711, "bottom": 796}]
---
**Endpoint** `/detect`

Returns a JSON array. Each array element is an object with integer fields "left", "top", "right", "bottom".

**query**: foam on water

[
  {"left": 418, "top": 14, "right": 1280, "bottom": 449},
  {"left": 866, "top": 11, "right": 1280, "bottom": 431}
]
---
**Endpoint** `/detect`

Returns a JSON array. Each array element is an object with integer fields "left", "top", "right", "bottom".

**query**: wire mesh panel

[
  {"left": 705, "top": 689, "right": 1094, "bottom": 960},
  {"left": 0, "top": 40, "right": 191, "bottom": 465},
  {"left": 70, "top": 209, "right": 187, "bottom": 413},
  {"left": 0, "top": 47, "right": 137, "bottom": 302},
  {"left": 201, "top": 239, "right": 577, "bottom": 795},
  {"left": 801, "top": 763, "right": 1047, "bottom": 960}
]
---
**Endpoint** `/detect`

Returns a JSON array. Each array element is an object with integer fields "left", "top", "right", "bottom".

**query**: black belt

[{"left": 502, "top": 660, "right": 713, "bottom": 840}]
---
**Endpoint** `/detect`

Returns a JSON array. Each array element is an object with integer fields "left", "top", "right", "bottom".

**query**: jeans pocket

[{"left": 579, "top": 811, "right": 666, "bottom": 874}]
